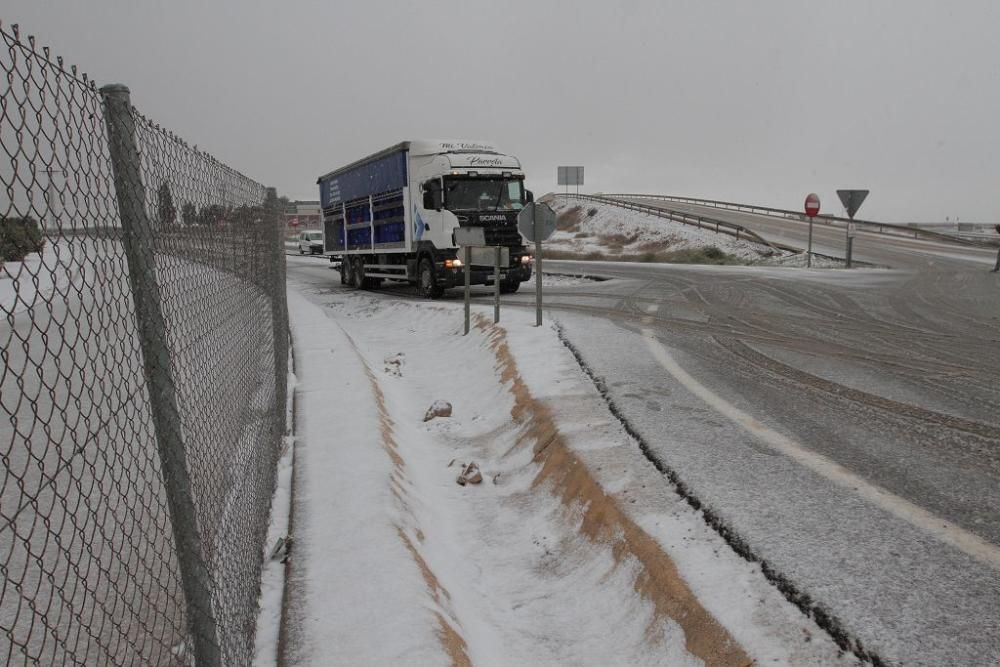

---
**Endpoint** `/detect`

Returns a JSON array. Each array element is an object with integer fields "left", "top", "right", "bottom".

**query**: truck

[{"left": 317, "top": 140, "right": 534, "bottom": 298}]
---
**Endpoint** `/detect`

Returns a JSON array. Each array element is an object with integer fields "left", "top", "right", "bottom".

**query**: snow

[
  {"left": 280, "top": 290, "right": 452, "bottom": 666},
  {"left": 540, "top": 272, "right": 603, "bottom": 287},
  {"left": 755, "top": 251, "right": 847, "bottom": 268},
  {"left": 278, "top": 278, "right": 854, "bottom": 666},
  {"left": 546, "top": 197, "right": 779, "bottom": 261},
  {"left": 0, "top": 241, "right": 79, "bottom": 316},
  {"left": 252, "top": 353, "right": 297, "bottom": 667}
]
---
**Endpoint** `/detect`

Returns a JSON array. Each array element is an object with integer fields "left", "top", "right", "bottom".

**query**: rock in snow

[
  {"left": 456, "top": 462, "right": 483, "bottom": 486},
  {"left": 423, "top": 400, "right": 452, "bottom": 422}
]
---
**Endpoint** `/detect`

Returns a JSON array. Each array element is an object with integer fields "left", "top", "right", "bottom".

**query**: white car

[{"left": 298, "top": 231, "right": 324, "bottom": 254}]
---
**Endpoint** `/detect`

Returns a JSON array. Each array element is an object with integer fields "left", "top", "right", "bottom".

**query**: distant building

[{"left": 284, "top": 200, "right": 321, "bottom": 231}]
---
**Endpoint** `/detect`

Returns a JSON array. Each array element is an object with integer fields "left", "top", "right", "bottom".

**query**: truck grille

[{"left": 484, "top": 226, "right": 522, "bottom": 246}]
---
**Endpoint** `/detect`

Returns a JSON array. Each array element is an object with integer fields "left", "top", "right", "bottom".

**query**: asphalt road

[
  {"left": 617, "top": 195, "right": 999, "bottom": 270},
  {"left": 287, "top": 225, "right": 1000, "bottom": 666}
]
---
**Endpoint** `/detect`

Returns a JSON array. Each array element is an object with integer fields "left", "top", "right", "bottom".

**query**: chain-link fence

[{"left": 1, "top": 21, "right": 288, "bottom": 666}]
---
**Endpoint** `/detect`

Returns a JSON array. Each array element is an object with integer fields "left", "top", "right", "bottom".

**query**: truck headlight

[
  {"left": 520, "top": 255, "right": 532, "bottom": 264},
  {"left": 445, "top": 258, "right": 463, "bottom": 268}
]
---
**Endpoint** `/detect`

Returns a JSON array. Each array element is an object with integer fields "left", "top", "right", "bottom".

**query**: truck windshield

[{"left": 444, "top": 178, "right": 524, "bottom": 212}]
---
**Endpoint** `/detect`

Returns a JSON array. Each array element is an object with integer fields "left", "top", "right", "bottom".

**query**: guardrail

[
  {"left": 601, "top": 194, "right": 996, "bottom": 249},
  {"left": 553, "top": 193, "right": 799, "bottom": 254}
]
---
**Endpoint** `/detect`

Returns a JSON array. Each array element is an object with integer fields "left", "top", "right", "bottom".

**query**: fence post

[
  {"left": 266, "top": 187, "right": 289, "bottom": 446},
  {"left": 100, "top": 83, "right": 221, "bottom": 667}
]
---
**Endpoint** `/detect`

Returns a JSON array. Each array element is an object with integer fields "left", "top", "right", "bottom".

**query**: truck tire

[
  {"left": 500, "top": 279, "right": 521, "bottom": 294},
  {"left": 340, "top": 256, "right": 352, "bottom": 285},
  {"left": 418, "top": 257, "right": 444, "bottom": 299},
  {"left": 351, "top": 258, "right": 365, "bottom": 289}
]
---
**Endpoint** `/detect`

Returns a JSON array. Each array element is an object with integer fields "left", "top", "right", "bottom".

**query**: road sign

[
  {"left": 517, "top": 202, "right": 557, "bottom": 327},
  {"left": 837, "top": 190, "right": 868, "bottom": 269},
  {"left": 557, "top": 166, "right": 584, "bottom": 186},
  {"left": 804, "top": 193, "right": 820, "bottom": 218},
  {"left": 454, "top": 226, "right": 486, "bottom": 246},
  {"left": 836, "top": 190, "right": 869, "bottom": 219},
  {"left": 517, "top": 202, "right": 556, "bottom": 242},
  {"left": 804, "top": 193, "right": 820, "bottom": 268}
]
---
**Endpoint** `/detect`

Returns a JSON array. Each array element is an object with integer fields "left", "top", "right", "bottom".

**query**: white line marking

[{"left": 641, "top": 328, "right": 1000, "bottom": 571}]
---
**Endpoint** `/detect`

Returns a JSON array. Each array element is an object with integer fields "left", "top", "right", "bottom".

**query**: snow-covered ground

[
  {"left": 755, "top": 252, "right": 847, "bottom": 269},
  {"left": 540, "top": 272, "right": 603, "bottom": 287},
  {"left": 276, "top": 281, "right": 855, "bottom": 666},
  {"left": 253, "top": 355, "right": 296, "bottom": 667},
  {"left": 0, "top": 242, "right": 78, "bottom": 316},
  {"left": 546, "top": 197, "right": 778, "bottom": 262}
]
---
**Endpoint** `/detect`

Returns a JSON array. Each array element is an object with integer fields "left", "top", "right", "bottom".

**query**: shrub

[
  {"left": 587, "top": 207, "right": 598, "bottom": 217},
  {"left": 703, "top": 245, "right": 724, "bottom": 260},
  {"left": 0, "top": 216, "right": 46, "bottom": 262},
  {"left": 636, "top": 240, "right": 665, "bottom": 252},
  {"left": 556, "top": 205, "right": 584, "bottom": 232}
]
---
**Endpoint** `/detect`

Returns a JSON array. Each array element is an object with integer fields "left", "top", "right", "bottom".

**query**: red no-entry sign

[{"left": 804, "top": 193, "right": 820, "bottom": 218}]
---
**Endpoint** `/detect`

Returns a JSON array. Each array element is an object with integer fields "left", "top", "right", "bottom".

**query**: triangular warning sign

[{"left": 836, "top": 190, "right": 869, "bottom": 219}]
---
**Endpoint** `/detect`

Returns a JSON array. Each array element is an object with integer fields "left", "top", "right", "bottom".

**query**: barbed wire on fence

[{"left": 1, "top": 20, "right": 288, "bottom": 667}]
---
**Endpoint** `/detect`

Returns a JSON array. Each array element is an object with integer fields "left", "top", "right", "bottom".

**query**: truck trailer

[{"left": 317, "top": 140, "right": 534, "bottom": 297}]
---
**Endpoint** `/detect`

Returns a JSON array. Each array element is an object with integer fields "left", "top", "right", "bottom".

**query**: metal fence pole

[
  {"left": 267, "top": 188, "right": 289, "bottom": 445},
  {"left": 100, "top": 84, "right": 221, "bottom": 667}
]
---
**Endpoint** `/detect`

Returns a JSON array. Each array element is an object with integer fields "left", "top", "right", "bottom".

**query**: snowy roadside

[
  {"left": 540, "top": 272, "right": 605, "bottom": 287},
  {"left": 277, "top": 283, "right": 854, "bottom": 666},
  {"left": 253, "top": 353, "right": 297, "bottom": 667},
  {"left": 546, "top": 197, "right": 778, "bottom": 262}
]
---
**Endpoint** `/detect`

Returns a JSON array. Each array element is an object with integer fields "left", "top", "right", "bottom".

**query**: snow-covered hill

[{"left": 544, "top": 197, "right": 780, "bottom": 263}]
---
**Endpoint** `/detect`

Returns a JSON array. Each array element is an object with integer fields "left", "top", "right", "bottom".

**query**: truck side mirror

[{"left": 525, "top": 190, "right": 534, "bottom": 203}]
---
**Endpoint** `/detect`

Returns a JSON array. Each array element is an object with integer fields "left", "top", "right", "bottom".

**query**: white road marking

[{"left": 641, "top": 328, "right": 1000, "bottom": 571}]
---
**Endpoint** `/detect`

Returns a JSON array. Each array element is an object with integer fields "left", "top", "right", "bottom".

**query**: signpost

[
  {"left": 836, "top": 189, "right": 869, "bottom": 268},
  {"left": 517, "top": 202, "right": 557, "bottom": 326},
  {"left": 804, "top": 193, "right": 820, "bottom": 268},
  {"left": 454, "top": 227, "right": 486, "bottom": 335},
  {"left": 453, "top": 226, "right": 513, "bottom": 333}
]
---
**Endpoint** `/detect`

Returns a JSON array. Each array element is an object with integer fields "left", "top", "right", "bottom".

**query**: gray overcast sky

[{"left": 7, "top": 1, "right": 1000, "bottom": 222}]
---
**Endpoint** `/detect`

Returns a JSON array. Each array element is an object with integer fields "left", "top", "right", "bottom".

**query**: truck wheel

[
  {"left": 351, "top": 258, "right": 365, "bottom": 289},
  {"left": 500, "top": 279, "right": 521, "bottom": 294},
  {"left": 340, "top": 257, "right": 352, "bottom": 285},
  {"left": 418, "top": 257, "right": 443, "bottom": 299}
]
